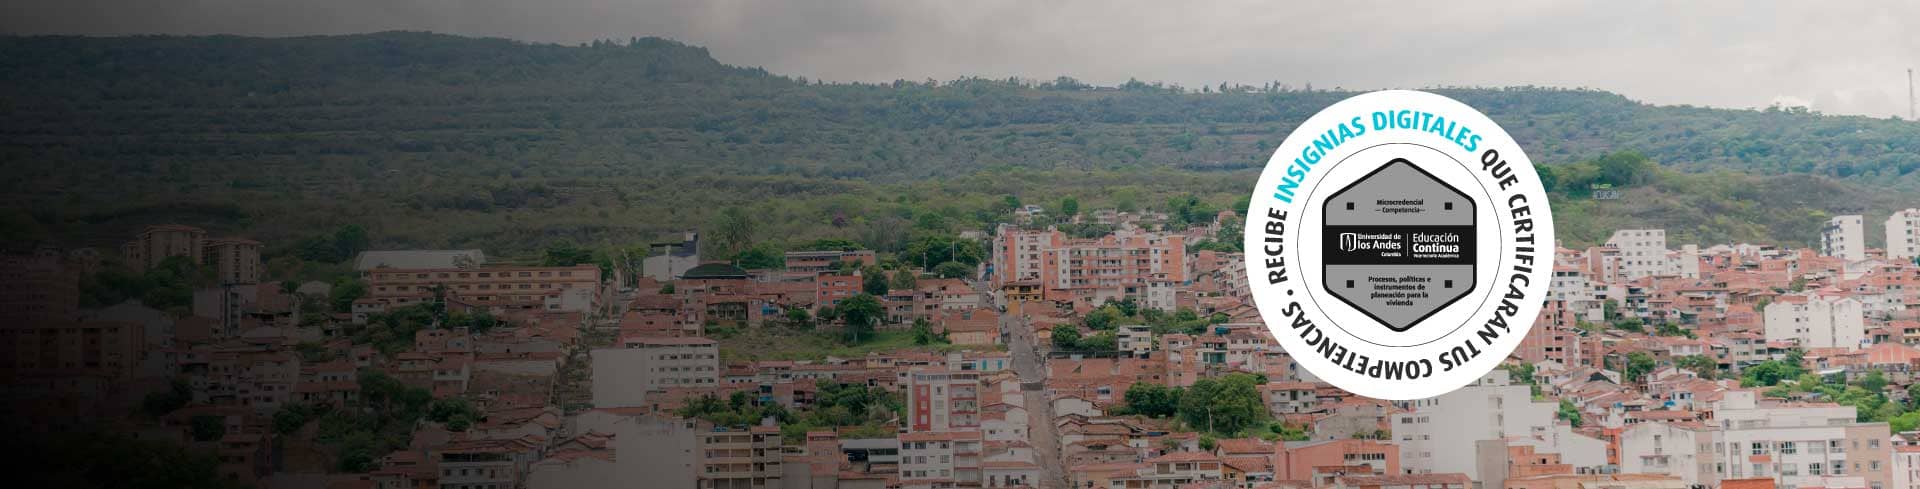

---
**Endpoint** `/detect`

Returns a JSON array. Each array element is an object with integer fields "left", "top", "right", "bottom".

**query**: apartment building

[
  {"left": 1704, "top": 390, "right": 1889, "bottom": 489},
  {"left": 1606, "top": 229, "right": 1669, "bottom": 280},
  {"left": 0, "top": 253, "right": 79, "bottom": 326},
  {"left": 1893, "top": 445, "right": 1920, "bottom": 489},
  {"left": 1393, "top": 370, "right": 1606, "bottom": 481},
  {"left": 697, "top": 425, "right": 783, "bottom": 489},
  {"left": 203, "top": 238, "right": 263, "bottom": 284},
  {"left": 1764, "top": 293, "right": 1866, "bottom": 349},
  {"left": 0, "top": 320, "right": 143, "bottom": 380},
  {"left": 1105, "top": 451, "right": 1226, "bottom": 489},
  {"left": 1825, "top": 215, "right": 1867, "bottom": 262},
  {"left": 783, "top": 249, "right": 876, "bottom": 274},
  {"left": 120, "top": 224, "right": 264, "bottom": 284},
  {"left": 1889, "top": 209, "right": 1920, "bottom": 262},
  {"left": 122, "top": 224, "right": 206, "bottom": 270},
  {"left": 438, "top": 439, "right": 525, "bottom": 489},
  {"left": 364, "top": 264, "right": 601, "bottom": 312},
  {"left": 992, "top": 226, "right": 1185, "bottom": 303},
  {"left": 908, "top": 368, "right": 982, "bottom": 432},
  {"left": 1619, "top": 421, "right": 1722, "bottom": 487},
  {"left": 589, "top": 336, "right": 719, "bottom": 408},
  {"left": 899, "top": 430, "right": 986, "bottom": 488}
]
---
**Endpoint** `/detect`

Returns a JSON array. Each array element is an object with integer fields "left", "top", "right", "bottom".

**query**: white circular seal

[{"left": 1243, "top": 90, "right": 1554, "bottom": 400}]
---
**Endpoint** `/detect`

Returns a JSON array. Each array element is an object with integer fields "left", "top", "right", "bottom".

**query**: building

[
  {"left": 1826, "top": 215, "right": 1867, "bottom": 262},
  {"left": 364, "top": 265, "right": 602, "bottom": 312},
  {"left": 1703, "top": 390, "right": 1890, "bottom": 489},
  {"left": 121, "top": 225, "right": 263, "bottom": 283},
  {"left": 992, "top": 226, "right": 1186, "bottom": 303},
  {"left": 1619, "top": 421, "right": 1721, "bottom": 487},
  {"left": 1393, "top": 370, "right": 1605, "bottom": 481},
  {"left": 1606, "top": 229, "right": 1669, "bottom": 280},
  {"left": 907, "top": 368, "right": 982, "bottom": 433},
  {"left": 697, "top": 425, "right": 783, "bottom": 489},
  {"left": 1890, "top": 210, "right": 1920, "bottom": 263},
  {"left": 0, "top": 320, "right": 143, "bottom": 380},
  {"left": 0, "top": 253, "right": 79, "bottom": 326},
  {"left": 122, "top": 224, "right": 206, "bottom": 270},
  {"left": 1893, "top": 445, "right": 1920, "bottom": 489},
  {"left": 899, "top": 430, "right": 986, "bottom": 488},
  {"left": 354, "top": 249, "right": 487, "bottom": 273},
  {"left": 784, "top": 249, "right": 876, "bottom": 274},
  {"left": 645, "top": 232, "right": 702, "bottom": 281},
  {"left": 203, "top": 238, "right": 263, "bottom": 284},
  {"left": 588, "top": 336, "right": 719, "bottom": 408},
  {"left": 1765, "top": 293, "right": 1866, "bottom": 349}
]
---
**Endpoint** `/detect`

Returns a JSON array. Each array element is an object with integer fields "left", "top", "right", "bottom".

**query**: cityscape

[
  {"left": 18, "top": 204, "right": 1920, "bottom": 489},
  {"left": 4, "top": 8, "right": 1920, "bottom": 489}
]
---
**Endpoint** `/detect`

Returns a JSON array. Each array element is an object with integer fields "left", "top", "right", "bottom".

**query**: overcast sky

[{"left": 4, "top": 1, "right": 1918, "bottom": 118}]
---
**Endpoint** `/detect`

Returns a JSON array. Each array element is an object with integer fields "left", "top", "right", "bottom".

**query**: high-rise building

[
  {"left": 1764, "top": 293, "right": 1866, "bottom": 349},
  {"left": 1888, "top": 209, "right": 1920, "bottom": 262},
  {"left": 696, "top": 425, "right": 782, "bottom": 489},
  {"left": 1605, "top": 229, "right": 1669, "bottom": 279},
  {"left": 122, "top": 224, "right": 206, "bottom": 270},
  {"left": 203, "top": 238, "right": 262, "bottom": 284},
  {"left": 1824, "top": 215, "right": 1866, "bottom": 262},
  {"left": 1394, "top": 370, "right": 1608, "bottom": 480},
  {"left": 1701, "top": 390, "right": 1890, "bottom": 488},
  {"left": 590, "top": 336, "right": 720, "bottom": 408},
  {"left": 907, "top": 367, "right": 982, "bottom": 433},
  {"left": 991, "top": 226, "right": 1185, "bottom": 303}
]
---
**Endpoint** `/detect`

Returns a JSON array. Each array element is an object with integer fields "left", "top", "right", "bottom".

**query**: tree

[
  {"left": 1675, "top": 355, "right": 1719, "bottom": 380},
  {"left": 1556, "top": 399, "right": 1584, "bottom": 427},
  {"left": 837, "top": 294, "right": 883, "bottom": 343},
  {"left": 543, "top": 242, "right": 595, "bottom": 266},
  {"left": 190, "top": 415, "right": 226, "bottom": 442},
  {"left": 1740, "top": 359, "right": 1806, "bottom": 387},
  {"left": 1060, "top": 196, "right": 1080, "bottom": 218},
  {"left": 714, "top": 206, "right": 758, "bottom": 258},
  {"left": 143, "top": 378, "right": 192, "bottom": 417},
  {"left": 1622, "top": 351, "right": 1656, "bottom": 385},
  {"left": 891, "top": 268, "right": 918, "bottom": 291},
  {"left": 1076, "top": 331, "right": 1117, "bottom": 352},
  {"left": 911, "top": 318, "right": 945, "bottom": 345},
  {"left": 862, "top": 267, "right": 890, "bottom": 296},
  {"left": 1050, "top": 325, "right": 1082, "bottom": 351},
  {"left": 1858, "top": 369, "right": 1890, "bottom": 393},
  {"left": 734, "top": 243, "right": 784, "bottom": 269},
  {"left": 1121, "top": 382, "right": 1181, "bottom": 418},
  {"left": 274, "top": 404, "right": 316, "bottom": 435},
  {"left": 329, "top": 277, "right": 368, "bottom": 313},
  {"left": 1177, "top": 373, "right": 1267, "bottom": 435},
  {"left": 933, "top": 261, "right": 971, "bottom": 279},
  {"left": 784, "top": 307, "right": 813, "bottom": 329}
]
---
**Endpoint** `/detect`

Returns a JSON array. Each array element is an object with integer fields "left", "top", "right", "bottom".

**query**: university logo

[{"left": 1243, "top": 90, "right": 1554, "bottom": 400}]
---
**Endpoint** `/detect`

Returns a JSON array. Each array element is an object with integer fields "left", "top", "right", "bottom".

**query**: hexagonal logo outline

[{"left": 1319, "top": 157, "right": 1478, "bottom": 333}]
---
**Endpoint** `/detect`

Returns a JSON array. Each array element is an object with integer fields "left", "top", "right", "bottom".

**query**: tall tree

[
  {"left": 837, "top": 294, "right": 883, "bottom": 343},
  {"left": 715, "top": 206, "right": 757, "bottom": 257}
]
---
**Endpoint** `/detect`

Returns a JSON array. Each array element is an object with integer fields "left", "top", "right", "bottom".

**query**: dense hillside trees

[{"left": 3, "top": 33, "right": 1918, "bottom": 256}]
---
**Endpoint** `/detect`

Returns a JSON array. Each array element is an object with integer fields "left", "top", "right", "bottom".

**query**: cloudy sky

[{"left": 5, "top": 1, "right": 1918, "bottom": 118}]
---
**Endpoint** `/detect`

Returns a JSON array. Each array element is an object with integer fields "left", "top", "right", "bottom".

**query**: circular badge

[{"left": 1242, "top": 90, "right": 1553, "bottom": 400}]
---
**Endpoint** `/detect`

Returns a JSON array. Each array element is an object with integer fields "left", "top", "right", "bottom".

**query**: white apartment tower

[
  {"left": 1606, "top": 229, "right": 1669, "bottom": 279},
  {"left": 1393, "top": 370, "right": 1607, "bottom": 481},
  {"left": 589, "top": 337, "right": 721, "bottom": 408},
  {"left": 1763, "top": 294, "right": 1866, "bottom": 349},
  {"left": 1889, "top": 209, "right": 1920, "bottom": 262},
  {"left": 1825, "top": 215, "right": 1866, "bottom": 262}
]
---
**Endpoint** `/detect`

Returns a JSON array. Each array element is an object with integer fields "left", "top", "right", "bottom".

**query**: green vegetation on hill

[{"left": 4, "top": 32, "right": 1919, "bottom": 258}]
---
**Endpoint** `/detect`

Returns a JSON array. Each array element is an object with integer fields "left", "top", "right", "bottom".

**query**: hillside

[{"left": 1, "top": 32, "right": 1917, "bottom": 259}]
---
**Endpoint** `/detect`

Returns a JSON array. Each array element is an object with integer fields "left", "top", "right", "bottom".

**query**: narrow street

[{"left": 1002, "top": 301, "right": 1068, "bottom": 488}]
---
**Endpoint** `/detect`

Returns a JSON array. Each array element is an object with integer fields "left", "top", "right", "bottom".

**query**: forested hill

[{"left": 0, "top": 32, "right": 1915, "bottom": 257}]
